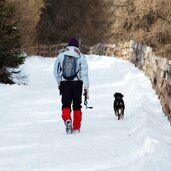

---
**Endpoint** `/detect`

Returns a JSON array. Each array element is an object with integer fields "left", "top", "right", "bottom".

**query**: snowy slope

[{"left": 0, "top": 55, "right": 171, "bottom": 171}]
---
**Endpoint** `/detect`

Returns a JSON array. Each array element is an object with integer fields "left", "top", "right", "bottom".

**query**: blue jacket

[{"left": 53, "top": 46, "right": 89, "bottom": 88}]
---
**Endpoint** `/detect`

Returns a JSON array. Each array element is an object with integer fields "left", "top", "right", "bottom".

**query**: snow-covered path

[{"left": 0, "top": 55, "right": 171, "bottom": 171}]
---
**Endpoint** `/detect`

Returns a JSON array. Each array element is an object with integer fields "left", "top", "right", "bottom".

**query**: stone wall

[{"left": 90, "top": 41, "right": 171, "bottom": 123}]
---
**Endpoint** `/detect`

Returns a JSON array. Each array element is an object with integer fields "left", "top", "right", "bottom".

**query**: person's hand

[{"left": 84, "top": 87, "right": 89, "bottom": 99}]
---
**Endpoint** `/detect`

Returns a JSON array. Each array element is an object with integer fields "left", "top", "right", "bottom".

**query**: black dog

[{"left": 113, "top": 92, "right": 125, "bottom": 120}]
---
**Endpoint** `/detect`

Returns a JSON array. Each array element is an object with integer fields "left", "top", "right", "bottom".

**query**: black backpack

[{"left": 62, "top": 55, "right": 79, "bottom": 80}]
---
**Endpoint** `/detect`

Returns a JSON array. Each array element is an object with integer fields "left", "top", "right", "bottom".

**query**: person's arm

[
  {"left": 53, "top": 54, "right": 62, "bottom": 87},
  {"left": 81, "top": 54, "right": 89, "bottom": 98},
  {"left": 81, "top": 54, "right": 89, "bottom": 88}
]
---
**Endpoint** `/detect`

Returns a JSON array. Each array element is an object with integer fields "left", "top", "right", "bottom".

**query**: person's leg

[
  {"left": 72, "top": 81, "right": 83, "bottom": 131},
  {"left": 61, "top": 81, "right": 72, "bottom": 122},
  {"left": 60, "top": 82, "right": 73, "bottom": 134}
]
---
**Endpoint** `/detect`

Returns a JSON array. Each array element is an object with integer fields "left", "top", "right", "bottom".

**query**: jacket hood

[{"left": 64, "top": 46, "right": 81, "bottom": 58}]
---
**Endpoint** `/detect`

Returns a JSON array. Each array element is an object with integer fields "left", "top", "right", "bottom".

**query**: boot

[{"left": 65, "top": 119, "right": 73, "bottom": 134}]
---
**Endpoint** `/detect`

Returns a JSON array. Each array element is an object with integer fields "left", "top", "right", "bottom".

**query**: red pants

[{"left": 62, "top": 108, "right": 82, "bottom": 130}]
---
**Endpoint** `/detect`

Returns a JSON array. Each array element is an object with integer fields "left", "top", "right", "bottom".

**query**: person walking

[{"left": 53, "top": 37, "right": 89, "bottom": 134}]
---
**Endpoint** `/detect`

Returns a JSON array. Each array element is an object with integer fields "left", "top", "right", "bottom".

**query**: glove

[{"left": 83, "top": 87, "right": 89, "bottom": 100}]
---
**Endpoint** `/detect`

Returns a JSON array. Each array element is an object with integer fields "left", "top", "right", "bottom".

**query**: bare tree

[{"left": 8, "top": 0, "right": 44, "bottom": 54}]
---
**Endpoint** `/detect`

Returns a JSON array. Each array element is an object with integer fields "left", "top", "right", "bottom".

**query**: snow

[{"left": 0, "top": 55, "right": 171, "bottom": 171}]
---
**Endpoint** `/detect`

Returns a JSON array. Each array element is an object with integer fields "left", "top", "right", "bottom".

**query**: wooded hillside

[
  {"left": 36, "top": 0, "right": 113, "bottom": 46},
  {"left": 36, "top": 0, "right": 171, "bottom": 58},
  {"left": 2, "top": 0, "right": 171, "bottom": 58}
]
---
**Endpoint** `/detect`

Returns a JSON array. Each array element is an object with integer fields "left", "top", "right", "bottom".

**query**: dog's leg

[
  {"left": 122, "top": 109, "right": 124, "bottom": 119},
  {"left": 118, "top": 110, "right": 120, "bottom": 120},
  {"left": 114, "top": 109, "right": 118, "bottom": 116},
  {"left": 122, "top": 110, "right": 124, "bottom": 119}
]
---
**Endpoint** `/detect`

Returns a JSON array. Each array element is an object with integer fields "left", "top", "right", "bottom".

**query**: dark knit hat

[{"left": 68, "top": 37, "right": 79, "bottom": 48}]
